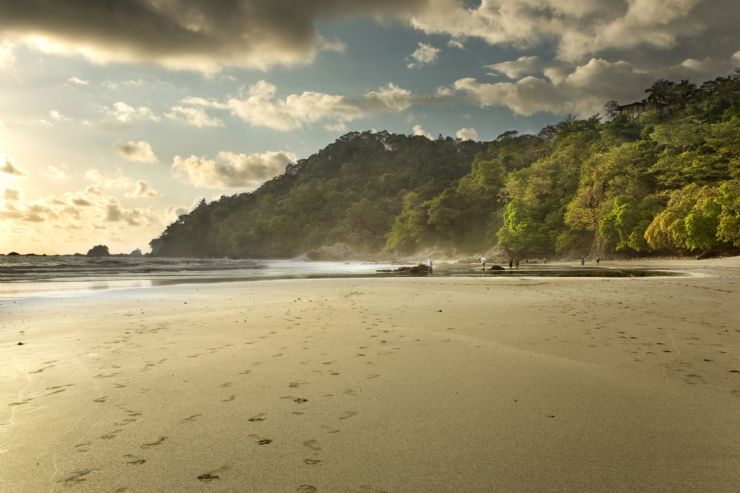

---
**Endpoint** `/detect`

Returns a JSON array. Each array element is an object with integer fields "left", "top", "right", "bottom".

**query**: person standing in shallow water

[
  {"left": 509, "top": 258, "right": 513, "bottom": 269},
  {"left": 480, "top": 256, "right": 486, "bottom": 271}
]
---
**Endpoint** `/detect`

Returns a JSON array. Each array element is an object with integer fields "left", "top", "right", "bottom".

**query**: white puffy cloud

[
  {"left": 85, "top": 168, "right": 159, "bottom": 199},
  {"left": 454, "top": 53, "right": 739, "bottom": 117},
  {"left": 454, "top": 75, "right": 566, "bottom": 116},
  {"left": 365, "top": 83, "right": 413, "bottom": 111},
  {"left": 46, "top": 164, "right": 67, "bottom": 179},
  {"left": 103, "top": 79, "right": 146, "bottom": 90},
  {"left": 104, "top": 101, "right": 160, "bottom": 125},
  {"left": 115, "top": 140, "right": 158, "bottom": 164},
  {"left": 407, "top": 42, "right": 440, "bottom": 69},
  {"left": 216, "top": 80, "right": 413, "bottom": 131},
  {"left": 411, "top": 0, "right": 738, "bottom": 64},
  {"left": 0, "top": 184, "right": 167, "bottom": 254},
  {"left": 172, "top": 150, "right": 297, "bottom": 189},
  {"left": 49, "top": 109, "right": 71, "bottom": 123},
  {"left": 412, "top": 124, "right": 433, "bottom": 139},
  {"left": 165, "top": 106, "right": 224, "bottom": 128},
  {"left": 3, "top": 188, "right": 20, "bottom": 201},
  {"left": 67, "top": 76, "right": 88, "bottom": 85},
  {"left": 456, "top": 127, "right": 479, "bottom": 141},
  {"left": 1, "top": 156, "right": 26, "bottom": 176},
  {"left": 0, "top": 40, "right": 15, "bottom": 69},
  {"left": 127, "top": 180, "right": 160, "bottom": 198}
]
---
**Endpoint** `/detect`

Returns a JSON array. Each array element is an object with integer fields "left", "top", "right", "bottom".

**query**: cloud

[
  {"left": 217, "top": 80, "right": 413, "bottom": 131},
  {"left": 46, "top": 164, "right": 67, "bottom": 179},
  {"left": 172, "top": 150, "right": 297, "bottom": 189},
  {"left": 103, "top": 79, "right": 146, "bottom": 90},
  {"left": 365, "top": 83, "right": 413, "bottom": 111},
  {"left": 67, "top": 76, "right": 88, "bottom": 85},
  {"left": 165, "top": 106, "right": 224, "bottom": 128},
  {"left": 456, "top": 127, "right": 478, "bottom": 141},
  {"left": 0, "top": 1, "right": 426, "bottom": 72},
  {"left": 1, "top": 156, "right": 26, "bottom": 176},
  {"left": 0, "top": 183, "right": 171, "bottom": 253},
  {"left": 453, "top": 54, "right": 740, "bottom": 117},
  {"left": 85, "top": 168, "right": 156, "bottom": 199},
  {"left": 410, "top": 0, "right": 739, "bottom": 64},
  {"left": 49, "top": 109, "right": 71, "bottom": 123},
  {"left": 412, "top": 124, "right": 433, "bottom": 139},
  {"left": 407, "top": 42, "right": 440, "bottom": 69},
  {"left": 104, "top": 101, "right": 160, "bottom": 125},
  {"left": 127, "top": 180, "right": 159, "bottom": 198},
  {"left": 0, "top": 185, "right": 162, "bottom": 229},
  {"left": 0, "top": 40, "right": 15, "bottom": 69},
  {"left": 3, "top": 188, "right": 20, "bottom": 201},
  {"left": 115, "top": 140, "right": 158, "bottom": 164}
]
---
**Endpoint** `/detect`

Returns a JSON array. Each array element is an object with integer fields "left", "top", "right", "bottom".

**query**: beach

[{"left": 1, "top": 258, "right": 739, "bottom": 492}]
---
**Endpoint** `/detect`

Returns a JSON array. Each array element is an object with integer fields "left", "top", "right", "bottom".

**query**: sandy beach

[{"left": 1, "top": 258, "right": 739, "bottom": 492}]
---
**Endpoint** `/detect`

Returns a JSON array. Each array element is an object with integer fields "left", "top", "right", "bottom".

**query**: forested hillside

[{"left": 151, "top": 72, "right": 739, "bottom": 258}]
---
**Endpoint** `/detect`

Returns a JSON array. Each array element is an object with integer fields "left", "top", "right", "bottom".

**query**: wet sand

[{"left": 1, "top": 257, "right": 739, "bottom": 492}]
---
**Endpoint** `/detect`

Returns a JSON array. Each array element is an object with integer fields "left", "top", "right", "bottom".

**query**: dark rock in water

[
  {"left": 17, "top": 342, "right": 24, "bottom": 346},
  {"left": 489, "top": 265, "right": 505, "bottom": 271},
  {"left": 129, "top": 248, "right": 143, "bottom": 257},
  {"left": 7, "top": 251, "right": 20, "bottom": 256},
  {"left": 378, "top": 263, "right": 432, "bottom": 275},
  {"left": 86, "top": 245, "right": 110, "bottom": 257}
]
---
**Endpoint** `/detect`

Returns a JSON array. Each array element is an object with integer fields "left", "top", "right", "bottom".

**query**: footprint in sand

[
  {"left": 303, "top": 439, "right": 321, "bottom": 452},
  {"left": 248, "top": 413, "right": 266, "bottom": 422},
  {"left": 124, "top": 454, "right": 146, "bottom": 465},
  {"left": 197, "top": 466, "right": 230, "bottom": 482},
  {"left": 297, "top": 485, "right": 317, "bottom": 493},
  {"left": 140, "top": 437, "right": 167, "bottom": 449},
  {"left": 74, "top": 442, "right": 92, "bottom": 453},
  {"left": 101, "top": 429, "right": 123, "bottom": 440},
  {"left": 359, "top": 486, "right": 388, "bottom": 493},
  {"left": 248, "top": 434, "right": 272, "bottom": 445},
  {"left": 93, "top": 396, "right": 109, "bottom": 403},
  {"left": 222, "top": 395, "right": 236, "bottom": 402},
  {"left": 304, "top": 458, "right": 321, "bottom": 465},
  {"left": 58, "top": 469, "right": 96, "bottom": 485},
  {"left": 339, "top": 411, "right": 356, "bottom": 420},
  {"left": 9, "top": 398, "right": 32, "bottom": 407},
  {"left": 182, "top": 414, "right": 202, "bottom": 423}
]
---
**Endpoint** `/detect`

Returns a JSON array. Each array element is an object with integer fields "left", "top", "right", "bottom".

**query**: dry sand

[{"left": 1, "top": 258, "right": 739, "bottom": 492}]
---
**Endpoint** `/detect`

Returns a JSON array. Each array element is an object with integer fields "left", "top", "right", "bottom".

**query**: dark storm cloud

[{"left": 0, "top": 0, "right": 428, "bottom": 70}]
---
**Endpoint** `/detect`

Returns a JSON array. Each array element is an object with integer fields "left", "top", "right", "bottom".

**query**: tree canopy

[{"left": 151, "top": 72, "right": 740, "bottom": 258}]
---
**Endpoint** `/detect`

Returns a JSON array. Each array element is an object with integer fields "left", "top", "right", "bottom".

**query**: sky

[{"left": 0, "top": 0, "right": 738, "bottom": 255}]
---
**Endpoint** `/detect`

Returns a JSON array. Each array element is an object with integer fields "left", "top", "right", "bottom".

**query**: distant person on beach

[
  {"left": 480, "top": 256, "right": 487, "bottom": 270},
  {"left": 580, "top": 256, "right": 585, "bottom": 266},
  {"left": 509, "top": 258, "right": 513, "bottom": 269},
  {"left": 427, "top": 259, "right": 433, "bottom": 273},
  {"left": 596, "top": 257, "right": 600, "bottom": 265},
  {"left": 515, "top": 257, "right": 520, "bottom": 268}
]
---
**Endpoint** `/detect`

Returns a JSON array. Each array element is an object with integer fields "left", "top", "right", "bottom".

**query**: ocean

[{"left": 0, "top": 256, "right": 401, "bottom": 299}]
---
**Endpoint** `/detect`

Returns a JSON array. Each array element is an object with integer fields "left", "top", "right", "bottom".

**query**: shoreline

[{"left": 1, "top": 258, "right": 739, "bottom": 492}]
